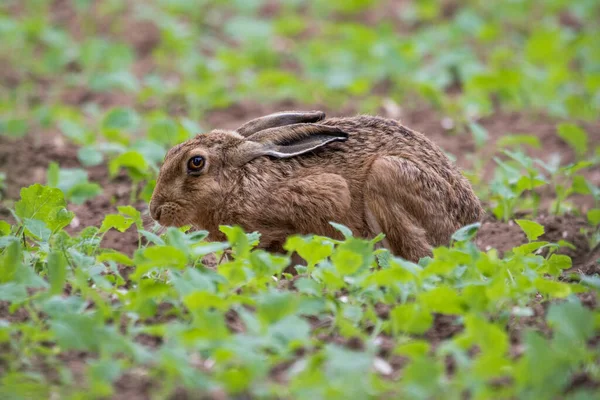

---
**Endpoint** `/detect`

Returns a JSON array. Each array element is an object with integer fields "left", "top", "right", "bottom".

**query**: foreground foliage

[{"left": 0, "top": 184, "right": 598, "bottom": 399}]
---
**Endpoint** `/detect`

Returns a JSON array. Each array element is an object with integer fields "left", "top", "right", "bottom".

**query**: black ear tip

[{"left": 308, "top": 111, "right": 326, "bottom": 122}]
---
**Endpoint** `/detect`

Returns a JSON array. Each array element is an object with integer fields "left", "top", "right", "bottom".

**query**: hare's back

[{"left": 321, "top": 115, "right": 437, "bottom": 150}]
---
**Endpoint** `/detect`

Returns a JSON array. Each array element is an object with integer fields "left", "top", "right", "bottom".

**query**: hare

[{"left": 150, "top": 111, "right": 484, "bottom": 262}]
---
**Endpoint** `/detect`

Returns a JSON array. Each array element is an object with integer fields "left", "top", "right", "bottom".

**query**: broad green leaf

[
  {"left": 47, "top": 251, "right": 67, "bottom": 295},
  {"left": 117, "top": 205, "right": 142, "bottom": 229},
  {"left": 184, "top": 292, "right": 228, "bottom": 311},
  {"left": 512, "top": 241, "right": 550, "bottom": 255},
  {"left": 418, "top": 286, "right": 464, "bottom": 315},
  {"left": 77, "top": 146, "right": 104, "bottom": 167},
  {"left": 394, "top": 340, "right": 430, "bottom": 359},
  {"left": 546, "top": 254, "right": 572, "bottom": 276},
  {"left": 587, "top": 209, "right": 600, "bottom": 226},
  {"left": 47, "top": 162, "right": 59, "bottom": 188},
  {"left": 97, "top": 251, "right": 134, "bottom": 266},
  {"left": 256, "top": 290, "right": 297, "bottom": 324},
  {"left": 515, "top": 219, "right": 544, "bottom": 241},
  {"left": 68, "top": 182, "right": 102, "bottom": 205},
  {"left": 0, "top": 241, "right": 22, "bottom": 284},
  {"left": 23, "top": 219, "right": 51, "bottom": 242},
  {"left": 451, "top": 222, "right": 481, "bottom": 242},
  {"left": 100, "top": 214, "right": 134, "bottom": 233},
  {"left": 547, "top": 300, "right": 595, "bottom": 343},
  {"left": 15, "top": 184, "right": 73, "bottom": 232},
  {"left": 332, "top": 237, "right": 374, "bottom": 275},
  {"left": 108, "top": 151, "right": 148, "bottom": 180},
  {"left": 284, "top": 235, "right": 334, "bottom": 266},
  {"left": 557, "top": 123, "right": 588, "bottom": 158},
  {"left": 329, "top": 222, "right": 353, "bottom": 238},
  {"left": 496, "top": 134, "right": 541, "bottom": 149},
  {"left": 0, "top": 221, "right": 10, "bottom": 236},
  {"left": 469, "top": 122, "right": 489, "bottom": 149},
  {"left": 390, "top": 303, "right": 433, "bottom": 335},
  {"left": 131, "top": 246, "right": 188, "bottom": 281},
  {"left": 220, "top": 225, "right": 253, "bottom": 259},
  {"left": 102, "top": 107, "right": 140, "bottom": 131},
  {"left": 534, "top": 278, "right": 572, "bottom": 298}
]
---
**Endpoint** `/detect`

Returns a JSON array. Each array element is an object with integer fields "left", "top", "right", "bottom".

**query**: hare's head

[{"left": 149, "top": 111, "right": 347, "bottom": 229}]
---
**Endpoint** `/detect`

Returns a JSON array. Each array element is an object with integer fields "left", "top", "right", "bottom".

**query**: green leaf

[
  {"left": 394, "top": 340, "right": 430, "bottom": 359},
  {"left": 132, "top": 245, "right": 188, "bottom": 280},
  {"left": 97, "top": 251, "right": 134, "bottom": 266},
  {"left": 220, "top": 225, "right": 253, "bottom": 259},
  {"left": 557, "top": 123, "right": 588, "bottom": 158},
  {"left": 47, "top": 162, "right": 59, "bottom": 188},
  {"left": 534, "top": 278, "right": 572, "bottom": 298},
  {"left": 148, "top": 117, "right": 184, "bottom": 147},
  {"left": 587, "top": 209, "right": 600, "bottom": 226},
  {"left": 58, "top": 119, "right": 92, "bottom": 145},
  {"left": 512, "top": 241, "right": 550, "bottom": 255},
  {"left": 47, "top": 251, "right": 67, "bottom": 295},
  {"left": 329, "top": 222, "right": 353, "bottom": 238},
  {"left": 77, "top": 146, "right": 104, "bottom": 167},
  {"left": 451, "top": 222, "right": 481, "bottom": 242},
  {"left": 469, "top": 122, "right": 489, "bottom": 149},
  {"left": 515, "top": 219, "right": 545, "bottom": 241},
  {"left": 108, "top": 151, "right": 148, "bottom": 180},
  {"left": 0, "top": 118, "right": 28, "bottom": 138},
  {"left": 418, "top": 286, "right": 464, "bottom": 315},
  {"left": 0, "top": 241, "right": 22, "bottom": 284},
  {"left": 256, "top": 290, "right": 297, "bottom": 324},
  {"left": 184, "top": 292, "right": 227, "bottom": 311},
  {"left": 68, "top": 182, "right": 102, "bottom": 205},
  {"left": 117, "top": 206, "right": 142, "bottom": 229},
  {"left": 102, "top": 107, "right": 140, "bottom": 131},
  {"left": 100, "top": 214, "right": 134, "bottom": 233},
  {"left": 23, "top": 218, "right": 51, "bottom": 241},
  {"left": 547, "top": 254, "right": 572, "bottom": 276},
  {"left": 390, "top": 303, "right": 433, "bottom": 335},
  {"left": 547, "top": 300, "right": 594, "bottom": 343},
  {"left": 0, "top": 221, "right": 10, "bottom": 236},
  {"left": 496, "top": 134, "right": 541, "bottom": 149},
  {"left": 284, "top": 235, "right": 334, "bottom": 267},
  {"left": 15, "top": 184, "right": 73, "bottom": 232}
]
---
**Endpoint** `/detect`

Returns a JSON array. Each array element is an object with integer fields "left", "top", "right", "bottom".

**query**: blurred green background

[{"left": 1, "top": 0, "right": 598, "bottom": 135}]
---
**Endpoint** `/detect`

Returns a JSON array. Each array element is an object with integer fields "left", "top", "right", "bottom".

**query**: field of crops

[{"left": 1, "top": 0, "right": 599, "bottom": 399}]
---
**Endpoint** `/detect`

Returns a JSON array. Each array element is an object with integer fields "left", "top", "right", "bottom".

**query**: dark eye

[{"left": 187, "top": 156, "right": 205, "bottom": 173}]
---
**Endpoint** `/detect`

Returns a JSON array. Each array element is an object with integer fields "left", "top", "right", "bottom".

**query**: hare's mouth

[{"left": 150, "top": 201, "right": 189, "bottom": 228}]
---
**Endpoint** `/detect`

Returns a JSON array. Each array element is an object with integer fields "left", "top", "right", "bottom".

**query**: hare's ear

[
  {"left": 235, "top": 111, "right": 326, "bottom": 137},
  {"left": 237, "top": 123, "right": 348, "bottom": 161}
]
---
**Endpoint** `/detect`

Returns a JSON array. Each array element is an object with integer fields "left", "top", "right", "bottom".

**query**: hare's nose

[{"left": 149, "top": 201, "right": 162, "bottom": 221}]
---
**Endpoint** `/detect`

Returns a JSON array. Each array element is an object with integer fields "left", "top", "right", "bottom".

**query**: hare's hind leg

[
  {"left": 364, "top": 193, "right": 432, "bottom": 262},
  {"left": 365, "top": 156, "right": 456, "bottom": 261}
]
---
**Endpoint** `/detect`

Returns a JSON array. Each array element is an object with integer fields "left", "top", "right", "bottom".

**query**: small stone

[
  {"left": 69, "top": 216, "right": 80, "bottom": 229},
  {"left": 441, "top": 117, "right": 454, "bottom": 130},
  {"left": 373, "top": 357, "right": 393, "bottom": 375},
  {"left": 382, "top": 98, "right": 402, "bottom": 119}
]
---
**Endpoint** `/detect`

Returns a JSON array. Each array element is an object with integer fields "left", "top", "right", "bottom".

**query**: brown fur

[{"left": 150, "top": 112, "right": 484, "bottom": 262}]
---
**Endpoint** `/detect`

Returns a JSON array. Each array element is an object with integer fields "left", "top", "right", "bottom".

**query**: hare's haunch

[{"left": 150, "top": 111, "right": 484, "bottom": 261}]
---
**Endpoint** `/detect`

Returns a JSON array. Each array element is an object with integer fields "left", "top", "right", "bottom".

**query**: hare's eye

[{"left": 187, "top": 156, "right": 205, "bottom": 173}]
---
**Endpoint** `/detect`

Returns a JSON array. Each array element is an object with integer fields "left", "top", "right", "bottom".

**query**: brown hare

[{"left": 149, "top": 111, "right": 484, "bottom": 262}]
